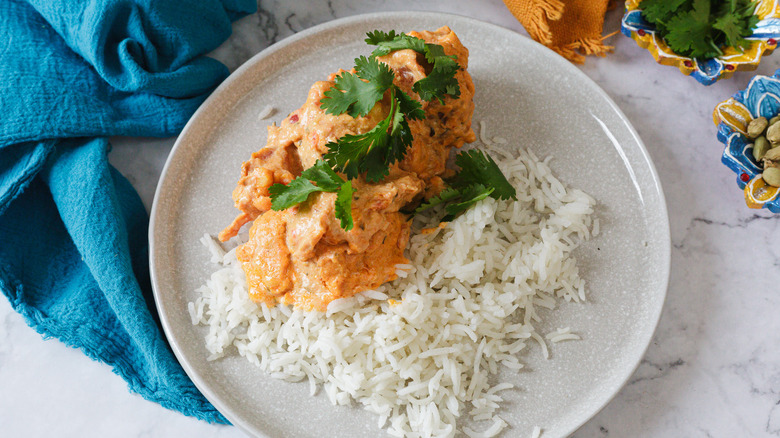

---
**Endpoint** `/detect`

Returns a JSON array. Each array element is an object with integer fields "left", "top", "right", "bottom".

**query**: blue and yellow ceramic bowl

[
  {"left": 621, "top": 0, "right": 780, "bottom": 85},
  {"left": 714, "top": 73, "right": 780, "bottom": 212}
]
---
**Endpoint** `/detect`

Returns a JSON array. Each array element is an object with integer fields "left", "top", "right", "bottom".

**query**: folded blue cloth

[{"left": 0, "top": 0, "right": 256, "bottom": 423}]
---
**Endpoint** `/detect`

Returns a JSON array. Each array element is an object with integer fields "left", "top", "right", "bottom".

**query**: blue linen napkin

[{"left": 0, "top": 0, "right": 257, "bottom": 423}]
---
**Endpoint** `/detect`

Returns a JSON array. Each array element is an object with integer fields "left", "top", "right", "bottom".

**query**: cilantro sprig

[
  {"left": 269, "top": 160, "right": 354, "bottom": 230},
  {"left": 366, "top": 30, "right": 461, "bottom": 103},
  {"left": 416, "top": 150, "right": 517, "bottom": 221},
  {"left": 320, "top": 56, "right": 396, "bottom": 117},
  {"left": 323, "top": 86, "right": 420, "bottom": 182},
  {"left": 319, "top": 31, "right": 458, "bottom": 184},
  {"left": 270, "top": 30, "right": 512, "bottom": 232},
  {"left": 640, "top": 0, "right": 759, "bottom": 59},
  {"left": 272, "top": 30, "right": 461, "bottom": 230}
]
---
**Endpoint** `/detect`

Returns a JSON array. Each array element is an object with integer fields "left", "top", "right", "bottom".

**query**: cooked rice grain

[{"left": 190, "top": 145, "right": 596, "bottom": 437}]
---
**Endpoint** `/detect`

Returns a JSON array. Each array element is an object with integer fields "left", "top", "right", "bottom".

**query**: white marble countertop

[{"left": 3, "top": 1, "right": 780, "bottom": 437}]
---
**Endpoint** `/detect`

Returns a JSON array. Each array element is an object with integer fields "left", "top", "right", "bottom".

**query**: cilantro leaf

[
  {"left": 355, "top": 55, "right": 395, "bottom": 98},
  {"left": 324, "top": 88, "right": 414, "bottom": 182},
  {"left": 320, "top": 56, "right": 395, "bottom": 117},
  {"left": 714, "top": 13, "right": 750, "bottom": 50},
  {"left": 324, "top": 120, "right": 389, "bottom": 181},
  {"left": 319, "top": 72, "right": 370, "bottom": 116},
  {"left": 640, "top": 0, "right": 690, "bottom": 24},
  {"left": 269, "top": 178, "right": 324, "bottom": 210},
  {"left": 745, "top": 13, "right": 761, "bottom": 35},
  {"left": 269, "top": 160, "right": 356, "bottom": 231},
  {"left": 413, "top": 151, "right": 515, "bottom": 222},
  {"left": 269, "top": 160, "right": 345, "bottom": 210},
  {"left": 395, "top": 85, "right": 425, "bottom": 120},
  {"left": 413, "top": 183, "right": 495, "bottom": 222},
  {"left": 413, "top": 44, "right": 461, "bottom": 103},
  {"left": 365, "top": 30, "right": 398, "bottom": 45},
  {"left": 369, "top": 33, "right": 427, "bottom": 57},
  {"left": 714, "top": 1, "right": 759, "bottom": 51},
  {"left": 413, "top": 59, "right": 460, "bottom": 103},
  {"left": 366, "top": 32, "right": 461, "bottom": 102},
  {"left": 335, "top": 180, "right": 354, "bottom": 230},
  {"left": 300, "top": 159, "right": 344, "bottom": 191},
  {"left": 451, "top": 149, "right": 516, "bottom": 200},
  {"left": 665, "top": 2, "right": 717, "bottom": 58},
  {"left": 443, "top": 184, "right": 494, "bottom": 221},
  {"left": 359, "top": 107, "right": 413, "bottom": 182},
  {"left": 360, "top": 128, "right": 393, "bottom": 182},
  {"left": 415, "top": 187, "right": 461, "bottom": 213},
  {"left": 641, "top": 0, "right": 759, "bottom": 59},
  {"left": 387, "top": 111, "right": 414, "bottom": 163}
]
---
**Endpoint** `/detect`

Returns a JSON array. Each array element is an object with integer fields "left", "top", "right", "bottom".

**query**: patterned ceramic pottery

[
  {"left": 714, "top": 73, "right": 780, "bottom": 212},
  {"left": 622, "top": 0, "right": 780, "bottom": 85}
]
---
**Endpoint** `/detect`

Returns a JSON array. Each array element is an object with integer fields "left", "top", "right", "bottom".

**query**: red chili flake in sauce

[
  {"left": 290, "top": 114, "right": 299, "bottom": 123},
  {"left": 741, "top": 173, "right": 750, "bottom": 182}
]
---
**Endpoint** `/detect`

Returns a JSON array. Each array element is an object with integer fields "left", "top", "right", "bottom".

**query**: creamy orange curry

[{"left": 219, "top": 27, "right": 475, "bottom": 310}]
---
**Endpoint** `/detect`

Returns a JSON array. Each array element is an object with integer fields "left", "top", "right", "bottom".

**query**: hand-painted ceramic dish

[
  {"left": 621, "top": 0, "right": 780, "bottom": 85},
  {"left": 150, "top": 12, "right": 670, "bottom": 438},
  {"left": 714, "top": 73, "right": 780, "bottom": 212}
]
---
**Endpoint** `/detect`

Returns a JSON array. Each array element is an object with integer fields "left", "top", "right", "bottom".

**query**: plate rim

[{"left": 149, "top": 10, "right": 671, "bottom": 438}]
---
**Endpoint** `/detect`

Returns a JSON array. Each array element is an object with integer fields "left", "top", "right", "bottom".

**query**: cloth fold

[
  {"left": 503, "top": 0, "right": 614, "bottom": 63},
  {"left": 0, "top": 0, "right": 256, "bottom": 423}
]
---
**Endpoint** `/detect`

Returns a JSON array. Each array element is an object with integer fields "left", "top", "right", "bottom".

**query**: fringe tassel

[
  {"left": 536, "top": 0, "right": 565, "bottom": 20},
  {"left": 573, "top": 36, "right": 614, "bottom": 56},
  {"left": 554, "top": 35, "right": 615, "bottom": 64},
  {"left": 522, "top": 0, "right": 565, "bottom": 46}
]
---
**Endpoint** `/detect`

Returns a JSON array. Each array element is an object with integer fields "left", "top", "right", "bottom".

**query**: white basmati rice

[
  {"left": 190, "top": 136, "right": 597, "bottom": 437},
  {"left": 257, "top": 105, "right": 275, "bottom": 120},
  {"left": 546, "top": 327, "right": 582, "bottom": 344}
]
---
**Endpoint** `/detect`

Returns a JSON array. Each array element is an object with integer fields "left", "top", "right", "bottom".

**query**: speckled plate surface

[{"left": 149, "top": 12, "right": 670, "bottom": 438}]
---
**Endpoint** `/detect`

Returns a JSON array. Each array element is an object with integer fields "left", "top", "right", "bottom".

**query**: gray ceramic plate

[{"left": 150, "top": 12, "right": 670, "bottom": 438}]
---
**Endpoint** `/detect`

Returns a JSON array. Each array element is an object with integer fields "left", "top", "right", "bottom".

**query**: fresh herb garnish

[
  {"left": 270, "top": 30, "right": 512, "bottom": 231},
  {"left": 269, "top": 160, "right": 354, "bottom": 230},
  {"left": 639, "top": 0, "right": 759, "bottom": 59},
  {"left": 449, "top": 150, "right": 517, "bottom": 200},
  {"left": 319, "top": 31, "right": 456, "bottom": 183},
  {"left": 366, "top": 30, "right": 461, "bottom": 103},
  {"left": 365, "top": 30, "right": 426, "bottom": 53},
  {"left": 323, "top": 85, "right": 419, "bottom": 182},
  {"left": 416, "top": 150, "right": 517, "bottom": 221},
  {"left": 319, "top": 56, "right": 396, "bottom": 118}
]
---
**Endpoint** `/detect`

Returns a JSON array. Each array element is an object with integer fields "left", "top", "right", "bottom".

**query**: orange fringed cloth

[{"left": 503, "top": 0, "right": 614, "bottom": 63}]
